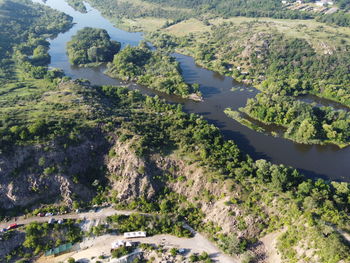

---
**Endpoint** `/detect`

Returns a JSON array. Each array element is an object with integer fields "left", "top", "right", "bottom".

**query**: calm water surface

[{"left": 32, "top": 0, "right": 349, "bottom": 182}]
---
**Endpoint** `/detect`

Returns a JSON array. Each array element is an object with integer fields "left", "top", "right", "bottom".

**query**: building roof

[{"left": 123, "top": 231, "right": 147, "bottom": 238}]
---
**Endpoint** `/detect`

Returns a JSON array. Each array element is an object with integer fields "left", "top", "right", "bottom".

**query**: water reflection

[{"left": 32, "top": 0, "right": 350, "bottom": 182}]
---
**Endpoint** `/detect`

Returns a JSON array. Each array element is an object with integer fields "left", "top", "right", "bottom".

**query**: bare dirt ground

[
  {"left": 260, "top": 232, "right": 282, "bottom": 263},
  {"left": 38, "top": 232, "right": 237, "bottom": 263},
  {"left": 1, "top": 207, "right": 237, "bottom": 263}
]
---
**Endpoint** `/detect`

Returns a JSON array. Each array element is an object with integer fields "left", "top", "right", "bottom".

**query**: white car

[{"left": 45, "top": 212, "right": 54, "bottom": 217}]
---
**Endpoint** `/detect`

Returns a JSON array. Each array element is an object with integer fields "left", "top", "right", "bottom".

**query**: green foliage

[
  {"left": 23, "top": 220, "right": 82, "bottom": 254},
  {"left": 107, "top": 44, "right": 200, "bottom": 98},
  {"left": 0, "top": 0, "right": 72, "bottom": 82},
  {"left": 111, "top": 246, "right": 134, "bottom": 258},
  {"left": 85, "top": 0, "right": 312, "bottom": 22},
  {"left": 198, "top": 252, "right": 210, "bottom": 261},
  {"left": 316, "top": 11, "right": 350, "bottom": 27},
  {"left": 67, "top": 27, "right": 121, "bottom": 65},
  {"left": 241, "top": 92, "right": 350, "bottom": 146},
  {"left": 0, "top": 2, "right": 349, "bottom": 260},
  {"left": 107, "top": 213, "right": 192, "bottom": 237},
  {"left": 241, "top": 251, "right": 256, "bottom": 263},
  {"left": 277, "top": 223, "right": 350, "bottom": 263},
  {"left": 67, "top": 0, "right": 87, "bottom": 13},
  {"left": 169, "top": 248, "right": 177, "bottom": 256},
  {"left": 217, "top": 233, "right": 248, "bottom": 255},
  {"left": 189, "top": 253, "right": 199, "bottom": 262}
]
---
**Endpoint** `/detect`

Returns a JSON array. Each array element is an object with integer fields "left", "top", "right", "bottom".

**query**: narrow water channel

[{"left": 32, "top": 0, "right": 349, "bottom": 182}]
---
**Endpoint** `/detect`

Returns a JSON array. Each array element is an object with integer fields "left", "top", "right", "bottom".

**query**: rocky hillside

[
  {"left": 105, "top": 136, "right": 348, "bottom": 262},
  {"left": 107, "top": 139, "right": 264, "bottom": 242},
  {"left": 0, "top": 130, "right": 108, "bottom": 210},
  {"left": 1, "top": 80, "right": 349, "bottom": 262},
  {"left": 0, "top": 77, "right": 116, "bottom": 214}
]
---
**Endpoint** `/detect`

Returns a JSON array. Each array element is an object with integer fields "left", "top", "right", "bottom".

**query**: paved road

[{"left": 1, "top": 207, "right": 237, "bottom": 263}]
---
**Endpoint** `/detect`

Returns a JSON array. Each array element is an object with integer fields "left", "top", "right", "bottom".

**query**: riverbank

[
  {"left": 34, "top": 0, "right": 350, "bottom": 182},
  {"left": 225, "top": 108, "right": 350, "bottom": 149},
  {"left": 104, "top": 45, "right": 203, "bottom": 101}
]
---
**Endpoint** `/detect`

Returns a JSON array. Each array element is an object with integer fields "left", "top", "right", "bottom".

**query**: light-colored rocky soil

[{"left": 260, "top": 232, "right": 282, "bottom": 263}]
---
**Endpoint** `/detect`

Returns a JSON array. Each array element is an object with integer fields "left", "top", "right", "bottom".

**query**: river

[{"left": 32, "top": 0, "right": 349, "bottom": 182}]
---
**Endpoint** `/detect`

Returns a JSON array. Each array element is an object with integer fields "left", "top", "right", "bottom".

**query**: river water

[{"left": 32, "top": 0, "right": 349, "bottom": 182}]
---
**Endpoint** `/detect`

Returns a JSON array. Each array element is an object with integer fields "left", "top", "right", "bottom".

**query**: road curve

[{"left": 0, "top": 207, "right": 237, "bottom": 263}]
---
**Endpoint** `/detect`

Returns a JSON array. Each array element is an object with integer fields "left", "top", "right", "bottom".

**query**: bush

[
  {"left": 189, "top": 253, "right": 199, "bottom": 262},
  {"left": 241, "top": 251, "right": 256, "bottom": 263}
]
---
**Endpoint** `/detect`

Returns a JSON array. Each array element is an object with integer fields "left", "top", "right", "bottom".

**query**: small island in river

[
  {"left": 106, "top": 43, "right": 202, "bottom": 100},
  {"left": 67, "top": 27, "right": 121, "bottom": 67}
]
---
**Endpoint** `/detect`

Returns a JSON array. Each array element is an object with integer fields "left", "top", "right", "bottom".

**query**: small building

[
  {"left": 316, "top": 0, "right": 333, "bottom": 6},
  {"left": 111, "top": 240, "right": 134, "bottom": 249},
  {"left": 112, "top": 240, "right": 125, "bottom": 249},
  {"left": 125, "top": 241, "right": 132, "bottom": 247},
  {"left": 123, "top": 231, "right": 146, "bottom": 239}
]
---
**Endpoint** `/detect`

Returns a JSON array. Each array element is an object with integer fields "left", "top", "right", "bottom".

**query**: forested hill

[
  {"left": 145, "top": 0, "right": 312, "bottom": 19},
  {"left": 0, "top": 0, "right": 349, "bottom": 262},
  {"left": 0, "top": 0, "right": 72, "bottom": 81},
  {"left": 145, "top": 0, "right": 350, "bottom": 26},
  {"left": 84, "top": 0, "right": 350, "bottom": 27},
  {"left": 0, "top": 0, "right": 72, "bottom": 52}
]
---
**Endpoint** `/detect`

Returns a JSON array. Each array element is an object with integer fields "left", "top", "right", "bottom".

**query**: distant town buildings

[
  {"left": 286, "top": 0, "right": 334, "bottom": 7},
  {"left": 315, "top": 0, "right": 334, "bottom": 6}
]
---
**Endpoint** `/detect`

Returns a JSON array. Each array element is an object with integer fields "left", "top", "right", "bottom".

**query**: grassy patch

[
  {"left": 165, "top": 18, "right": 211, "bottom": 36},
  {"left": 208, "top": 16, "right": 350, "bottom": 53},
  {"left": 116, "top": 17, "right": 169, "bottom": 32}
]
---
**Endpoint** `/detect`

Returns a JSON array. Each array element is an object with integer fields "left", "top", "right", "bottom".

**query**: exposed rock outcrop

[
  {"left": 107, "top": 141, "right": 263, "bottom": 240},
  {"left": 107, "top": 140, "right": 158, "bottom": 201},
  {"left": 0, "top": 131, "right": 108, "bottom": 209}
]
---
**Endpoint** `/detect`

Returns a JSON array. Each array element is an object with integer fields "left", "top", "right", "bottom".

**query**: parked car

[
  {"left": 45, "top": 212, "right": 54, "bottom": 217},
  {"left": 37, "top": 213, "right": 45, "bottom": 217},
  {"left": 178, "top": 248, "right": 187, "bottom": 254},
  {"left": 7, "top": 223, "right": 18, "bottom": 230}
]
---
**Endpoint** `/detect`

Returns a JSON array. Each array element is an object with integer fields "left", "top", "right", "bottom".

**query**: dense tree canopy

[
  {"left": 67, "top": 27, "right": 120, "bottom": 65},
  {"left": 107, "top": 44, "right": 200, "bottom": 98},
  {"left": 66, "top": 0, "right": 87, "bottom": 13},
  {"left": 241, "top": 92, "right": 350, "bottom": 146},
  {"left": 0, "top": 0, "right": 72, "bottom": 82},
  {"left": 145, "top": 0, "right": 312, "bottom": 19}
]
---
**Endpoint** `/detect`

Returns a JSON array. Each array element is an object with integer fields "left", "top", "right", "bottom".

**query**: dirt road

[
  {"left": 0, "top": 207, "right": 128, "bottom": 229},
  {"left": 38, "top": 233, "right": 237, "bottom": 263},
  {"left": 1, "top": 207, "right": 237, "bottom": 263}
]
